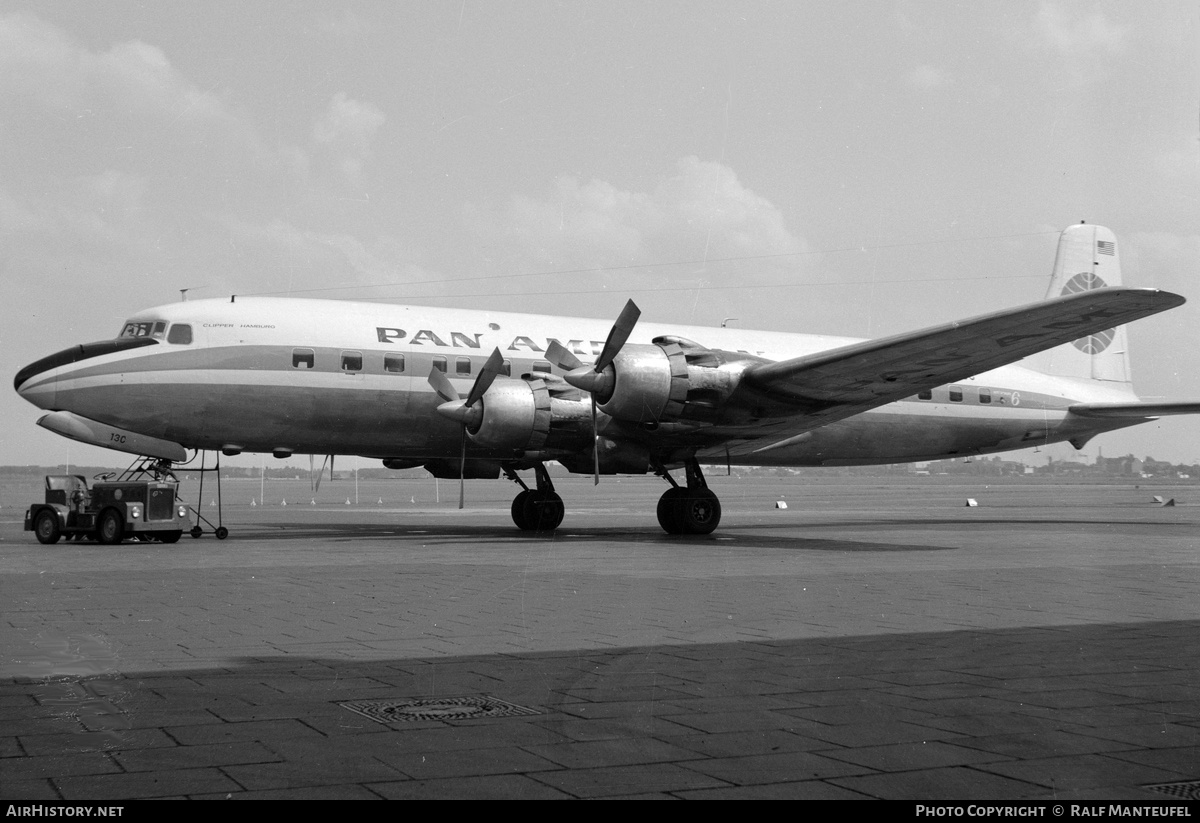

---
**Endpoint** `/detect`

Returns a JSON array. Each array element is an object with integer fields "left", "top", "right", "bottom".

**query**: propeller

[
  {"left": 427, "top": 348, "right": 506, "bottom": 508},
  {"left": 309, "top": 454, "right": 332, "bottom": 493},
  {"left": 546, "top": 299, "right": 641, "bottom": 484}
]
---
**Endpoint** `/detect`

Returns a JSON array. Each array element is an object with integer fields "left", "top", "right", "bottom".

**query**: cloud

[
  {"left": 313, "top": 92, "right": 386, "bottom": 181},
  {"left": 0, "top": 12, "right": 306, "bottom": 183},
  {"left": 472, "top": 156, "right": 802, "bottom": 275},
  {"left": 905, "top": 64, "right": 950, "bottom": 91},
  {"left": 1034, "top": 2, "right": 1125, "bottom": 57},
  {"left": 0, "top": 12, "right": 222, "bottom": 123}
]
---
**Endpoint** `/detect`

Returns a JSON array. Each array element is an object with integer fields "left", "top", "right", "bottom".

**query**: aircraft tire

[
  {"left": 656, "top": 488, "right": 687, "bottom": 534},
  {"left": 511, "top": 490, "right": 534, "bottom": 530},
  {"left": 674, "top": 488, "right": 721, "bottom": 535},
  {"left": 97, "top": 509, "right": 124, "bottom": 545},
  {"left": 521, "top": 491, "right": 564, "bottom": 532},
  {"left": 34, "top": 510, "right": 61, "bottom": 545},
  {"left": 157, "top": 530, "right": 182, "bottom": 544}
]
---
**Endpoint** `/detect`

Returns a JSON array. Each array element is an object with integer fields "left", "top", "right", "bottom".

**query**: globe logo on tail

[{"left": 1062, "top": 272, "right": 1115, "bottom": 353}]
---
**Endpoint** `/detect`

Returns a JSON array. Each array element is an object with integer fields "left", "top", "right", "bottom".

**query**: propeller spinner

[
  {"left": 427, "top": 348, "right": 506, "bottom": 508},
  {"left": 545, "top": 299, "right": 641, "bottom": 484}
]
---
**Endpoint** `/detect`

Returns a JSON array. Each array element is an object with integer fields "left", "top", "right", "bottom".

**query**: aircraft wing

[
  {"left": 735, "top": 288, "right": 1184, "bottom": 424},
  {"left": 1068, "top": 401, "right": 1200, "bottom": 419}
]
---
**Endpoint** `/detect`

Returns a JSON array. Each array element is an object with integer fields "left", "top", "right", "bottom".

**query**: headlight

[
  {"left": 177, "top": 505, "right": 188, "bottom": 519},
  {"left": 129, "top": 506, "right": 142, "bottom": 520}
]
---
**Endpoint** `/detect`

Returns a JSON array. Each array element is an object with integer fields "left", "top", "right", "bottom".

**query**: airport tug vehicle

[{"left": 25, "top": 468, "right": 192, "bottom": 545}]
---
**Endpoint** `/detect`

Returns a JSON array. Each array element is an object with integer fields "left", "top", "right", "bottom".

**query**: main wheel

[
  {"left": 157, "top": 530, "right": 182, "bottom": 544},
  {"left": 97, "top": 509, "right": 124, "bottom": 545},
  {"left": 524, "top": 491, "right": 564, "bottom": 532},
  {"left": 34, "top": 511, "right": 61, "bottom": 545},
  {"left": 675, "top": 488, "right": 721, "bottom": 535},
  {"left": 511, "top": 490, "right": 534, "bottom": 530},
  {"left": 656, "top": 487, "right": 687, "bottom": 534},
  {"left": 512, "top": 490, "right": 564, "bottom": 531}
]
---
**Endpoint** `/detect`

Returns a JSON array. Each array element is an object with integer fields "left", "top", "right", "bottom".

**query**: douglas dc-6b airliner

[{"left": 14, "top": 224, "right": 1200, "bottom": 535}]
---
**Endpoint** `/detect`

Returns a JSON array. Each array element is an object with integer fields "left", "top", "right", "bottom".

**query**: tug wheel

[
  {"left": 34, "top": 511, "right": 61, "bottom": 545},
  {"left": 98, "top": 510, "right": 124, "bottom": 545}
]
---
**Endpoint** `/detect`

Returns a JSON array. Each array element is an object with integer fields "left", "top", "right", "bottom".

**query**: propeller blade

[
  {"left": 545, "top": 340, "right": 583, "bottom": 372},
  {"left": 595, "top": 299, "right": 640, "bottom": 373},
  {"left": 427, "top": 367, "right": 460, "bottom": 403},
  {"left": 458, "top": 427, "right": 466, "bottom": 509},
  {"left": 465, "top": 348, "right": 505, "bottom": 408},
  {"left": 314, "top": 454, "right": 330, "bottom": 493},
  {"left": 591, "top": 394, "right": 599, "bottom": 485}
]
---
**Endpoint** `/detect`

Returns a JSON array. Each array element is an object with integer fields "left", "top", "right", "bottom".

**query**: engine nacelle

[
  {"left": 466, "top": 379, "right": 552, "bottom": 450},
  {"left": 596, "top": 343, "right": 690, "bottom": 423}
]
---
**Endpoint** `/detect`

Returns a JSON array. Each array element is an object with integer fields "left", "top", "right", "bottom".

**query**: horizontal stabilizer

[{"left": 1067, "top": 401, "right": 1200, "bottom": 419}]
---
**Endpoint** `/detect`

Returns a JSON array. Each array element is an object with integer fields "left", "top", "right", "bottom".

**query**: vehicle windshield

[{"left": 118, "top": 320, "right": 166, "bottom": 339}]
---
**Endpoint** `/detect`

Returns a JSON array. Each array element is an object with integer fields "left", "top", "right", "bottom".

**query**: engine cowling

[
  {"left": 466, "top": 378, "right": 552, "bottom": 450},
  {"left": 594, "top": 342, "right": 690, "bottom": 423}
]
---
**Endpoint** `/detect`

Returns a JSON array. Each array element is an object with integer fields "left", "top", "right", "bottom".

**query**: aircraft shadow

[{"left": 219, "top": 520, "right": 954, "bottom": 553}]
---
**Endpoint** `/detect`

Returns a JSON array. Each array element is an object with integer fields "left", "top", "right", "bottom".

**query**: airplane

[{"left": 14, "top": 223, "right": 1200, "bottom": 536}]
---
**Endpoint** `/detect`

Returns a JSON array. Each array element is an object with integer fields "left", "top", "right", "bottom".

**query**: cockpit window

[
  {"left": 119, "top": 321, "right": 159, "bottom": 339},
  {"left": 167, "top": 324, "right": 193, "bottom": 344}
]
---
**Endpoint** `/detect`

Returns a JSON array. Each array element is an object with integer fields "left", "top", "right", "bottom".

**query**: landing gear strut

[
  {"left": 655, "top": 458, "right": 721, "bottom": 535},
  {"left": 506, "top": 464, "right": 565, "bottom": 532}
]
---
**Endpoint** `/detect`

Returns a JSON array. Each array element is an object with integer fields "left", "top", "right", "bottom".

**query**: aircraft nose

[
  {"left": 15, "top": 337, "right": 160, "bottom": 409},
  {"left": 14, "top": 354, "right": 60, "bottom": 409}
]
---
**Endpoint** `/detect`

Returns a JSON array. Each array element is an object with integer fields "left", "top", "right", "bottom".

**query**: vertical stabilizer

[{"left": 1029, "top": 223, "right": 1133, "bottom": 388}]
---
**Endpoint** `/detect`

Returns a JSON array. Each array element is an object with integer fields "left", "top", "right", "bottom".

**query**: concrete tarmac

[{"left": 2, "top": 475, "right": 1199, "bottom": 799}]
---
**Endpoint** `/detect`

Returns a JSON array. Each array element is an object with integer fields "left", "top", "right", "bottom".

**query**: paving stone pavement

[{"left": 2, "top": 478, "right": 1199, "bottom": 799}]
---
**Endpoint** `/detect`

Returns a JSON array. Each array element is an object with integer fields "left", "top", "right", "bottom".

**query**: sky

[{"left": 1, "top": 1, "right": 1198, "bottom": 469}]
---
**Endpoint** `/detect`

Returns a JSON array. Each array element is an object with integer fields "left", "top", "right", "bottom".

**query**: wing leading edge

[{"left": 737, "top": 288, "right": 1185, "bottom": 421}]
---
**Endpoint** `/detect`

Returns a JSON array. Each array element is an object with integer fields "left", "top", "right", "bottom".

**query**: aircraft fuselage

[{"left": 15, "top": 296, "right": 1140, "bottom": 469}]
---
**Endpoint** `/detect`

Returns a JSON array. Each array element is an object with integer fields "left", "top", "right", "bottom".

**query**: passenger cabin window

[
  {"left": 455, "top": 356, "right": 472, "bottom": 376},
  {"left": 917, "top": 390, "right": 932, "bottom": 400},
  {"left": 292, "top": 348, "right": 315, "bottom": 369},
  {"left": 532, "top": 360, "right": 551, "bottom": 374},
  {"left": 341, "top": 351, "right": 363, "bottom": 372},
  {"left": 384, "top": 354, "right": 405, "bottom": 374},
  {"left": 949, "top": 386, "right": 963, "bottom": 402},
  {"left": 979, "top": 389, "right": 992, "bottom": 404},
  {"left": 432, "top": 356, "right": 447, "bottom": 373},
  {"left": 167, "top": 324, "right": 192, "bottom": 345}
]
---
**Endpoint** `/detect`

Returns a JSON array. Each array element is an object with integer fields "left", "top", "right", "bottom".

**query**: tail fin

[{"left": 1029, "top": 223, "right": 1133, "bottom": 388}]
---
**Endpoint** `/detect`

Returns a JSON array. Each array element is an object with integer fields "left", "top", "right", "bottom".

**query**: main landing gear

[
  {"left": 655, "top": 458, "right": 721, "bottom": 535},
  {"left": 504, "top": 459, "right": 721, "bottom": 535},
  {"left": 505, "top": 464, "right": 565, "bottom": 532}
]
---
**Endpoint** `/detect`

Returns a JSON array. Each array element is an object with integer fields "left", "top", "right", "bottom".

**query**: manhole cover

[
  {"left": 339, "top": 696, "right": 540, "bottom": 724},
  {"left": 1144, "top": 780, "right": 1200, "bottom": 800}
]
